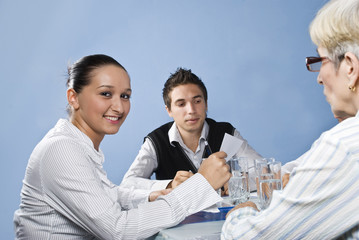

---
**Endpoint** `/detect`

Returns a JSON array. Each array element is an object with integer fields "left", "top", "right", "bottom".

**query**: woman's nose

[
  {"left": 112, "top": 98, "right": 124, "bottom": 113},
  {"left": 317, "top": 72, "right": 323, "bottom": 85}
]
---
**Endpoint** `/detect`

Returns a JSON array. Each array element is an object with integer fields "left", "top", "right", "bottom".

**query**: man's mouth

[{"left": 186, "top": 118, "right": 199, "bottom": 123}]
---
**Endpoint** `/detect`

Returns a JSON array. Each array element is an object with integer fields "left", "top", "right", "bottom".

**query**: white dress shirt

[
  {"left": 13, "top": 119, "right": 222, "bottom": 239},
  {"left": 222, "top": 111, "right": 359, "bottom": 239},
  {"left": 121, "top": 120, "right": 262, "bottom": 191}
]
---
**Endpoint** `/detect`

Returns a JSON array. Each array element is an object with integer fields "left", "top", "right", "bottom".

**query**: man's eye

[{"left": 121, "top": 94, "right": 131, "bottom": 99}]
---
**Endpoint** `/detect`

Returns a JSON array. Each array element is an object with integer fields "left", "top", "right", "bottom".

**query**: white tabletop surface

[
  {"left": 150, "top": 194, "right": 259, "bottom": 240},
  {"left": 151, "top": 220, "right": 225, "bottom": 240}
]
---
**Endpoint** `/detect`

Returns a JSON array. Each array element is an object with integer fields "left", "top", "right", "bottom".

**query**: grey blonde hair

[{"left": 309, "top": 0, "right": 359, "bottom": 67}]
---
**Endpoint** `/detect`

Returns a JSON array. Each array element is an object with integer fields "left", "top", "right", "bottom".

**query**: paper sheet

[{"left": 219, "top": 133, "right": 244, "bottom": 161}]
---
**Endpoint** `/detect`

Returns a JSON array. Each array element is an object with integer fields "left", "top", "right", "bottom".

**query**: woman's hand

[
  {"left": 282, "top": 173, "right": 290, "bottom": 189},
  {"left": 198, "top": 151, "right": 231, "bottom": 190},
  {"left": 226, "top": 201, "right": 259, "bottom": 218}
]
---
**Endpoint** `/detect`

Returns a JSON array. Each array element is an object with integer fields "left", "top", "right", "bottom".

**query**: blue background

[{"left": 1, "top": 0, "right": 334, "bottom": 238}]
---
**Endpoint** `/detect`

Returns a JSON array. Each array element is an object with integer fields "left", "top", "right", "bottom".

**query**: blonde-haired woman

[{"left": 222, "top": 0, "right": 359, "bottom": 239}]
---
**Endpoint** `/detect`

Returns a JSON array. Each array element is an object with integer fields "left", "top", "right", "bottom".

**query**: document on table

[{"left": 220, "top": 133, "right": 244, "bottom": 161}]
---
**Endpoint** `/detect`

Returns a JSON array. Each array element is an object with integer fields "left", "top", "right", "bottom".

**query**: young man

[{"left": 121, "top": 68, "right": 261, "bottom": 192}]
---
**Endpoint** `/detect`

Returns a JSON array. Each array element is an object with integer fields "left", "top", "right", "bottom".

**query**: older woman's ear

[{"left": 344, "top": 52, "right": 359, "bottom": 90}]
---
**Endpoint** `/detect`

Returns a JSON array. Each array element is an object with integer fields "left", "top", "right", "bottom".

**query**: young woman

[{"left": 14, "top": 54, "right": 231, "bottom": 239}]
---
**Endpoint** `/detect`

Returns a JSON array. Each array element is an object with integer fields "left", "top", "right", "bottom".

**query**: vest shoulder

[
  {"left": 206, "top": 118, "right": 234, "bottom": 131},
  {"left": 145, "top": 121, "right": 174, "bottom": 144},
  {"left": 148, "top": 121, "right": 174, "bottom": 136}
]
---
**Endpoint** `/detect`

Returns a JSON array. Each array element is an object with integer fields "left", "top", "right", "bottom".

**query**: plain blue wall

[{"left": 1, "top": 0, "right": 334, "bottom": 238}]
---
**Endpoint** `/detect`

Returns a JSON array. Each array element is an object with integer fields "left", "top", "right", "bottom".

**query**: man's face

[{"left": 166, "top": 83, "right": 207, "bottom": 136}]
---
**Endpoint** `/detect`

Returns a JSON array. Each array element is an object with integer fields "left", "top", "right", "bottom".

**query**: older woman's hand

[
  {"left": 282, "top": 173, "right": 290, "bottom": 189},
  {"left": 226, "top": 201, "right": 259, "bottom": 218}
]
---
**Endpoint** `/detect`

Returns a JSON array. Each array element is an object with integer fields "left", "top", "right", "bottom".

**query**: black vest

[{"left": 145, "top": 118, "right": 235, "bottom": 180}]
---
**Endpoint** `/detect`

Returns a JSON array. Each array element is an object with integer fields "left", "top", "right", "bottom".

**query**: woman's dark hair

[
  {"left": 67, "top": 54, "right": 127, "bottom": 93},
  {"left": 162, "top": 68, "right": 208, "bottom": 110},
  {"left": 66, "top": 54, "right": 127, "bottom": 114}
]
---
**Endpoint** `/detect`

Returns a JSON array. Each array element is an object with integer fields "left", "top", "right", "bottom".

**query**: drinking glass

[
  {"left": 255, "top": 158, "right": 282, "bottom": 210},
  {"left": 228, "top": 157, "right": 249, "bottom": 205}
]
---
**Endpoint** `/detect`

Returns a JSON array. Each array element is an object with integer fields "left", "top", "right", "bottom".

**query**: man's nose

[{"left": 187, "top": 102, "right": 196, "bottom": 113}]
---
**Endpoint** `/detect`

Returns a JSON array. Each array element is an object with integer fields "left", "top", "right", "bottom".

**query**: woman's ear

[
  {"left": 344, "top": 52, "right": 359, "bottom": 89},
  {"left": 67, "top": 88, "right": 79, "bottom": 110}
]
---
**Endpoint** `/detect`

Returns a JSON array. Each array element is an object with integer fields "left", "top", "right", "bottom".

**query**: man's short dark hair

[{"left": 162, "top": 68, "right": 208, "bottom": 110}]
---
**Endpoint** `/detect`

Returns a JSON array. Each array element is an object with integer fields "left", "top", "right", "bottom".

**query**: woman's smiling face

[{"left": 69, "top": 64, "right": 131, "bottom": 147}]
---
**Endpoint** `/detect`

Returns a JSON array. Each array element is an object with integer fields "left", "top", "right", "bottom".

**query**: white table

[
  {"left": 153, "top": 220, "right": 224, "bottom": 240},
  {"left": 150, "top": 193, "right": 259, "bottom": 240}
]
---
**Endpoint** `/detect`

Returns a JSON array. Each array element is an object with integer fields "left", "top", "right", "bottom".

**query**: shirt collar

[
  {"left": 168, "top": 120, "right": 209, "bottom": 146},
  {"left": 55, "top": 119, "right": 104, "bottom": 164}
]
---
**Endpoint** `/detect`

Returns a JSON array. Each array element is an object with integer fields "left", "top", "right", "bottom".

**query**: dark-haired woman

[{"left": 14, "top": 54, "right": 231, "bottom": 239}]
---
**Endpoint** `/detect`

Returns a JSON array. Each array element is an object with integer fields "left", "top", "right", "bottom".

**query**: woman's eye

[
  {"left": 121, "top": 94, "right": 131, "bottom": 99},
  {"left": 101, "top": 92, "right": 112, "bottom": 97}
]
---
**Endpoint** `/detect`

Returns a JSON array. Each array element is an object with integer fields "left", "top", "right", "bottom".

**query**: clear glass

[
  {"left": 255, "top": 158, "right": 282, "bottom": 210},
  {"left": 228, "top": 157, "right": 249, "bottom": 204}
]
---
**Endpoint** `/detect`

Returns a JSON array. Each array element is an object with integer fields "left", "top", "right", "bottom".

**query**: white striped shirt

[
  {"left": 14, "top": 119, "right": 222, "bottom": 239},
  {"left": 222, "top": 111, "right": 359, "bottom": 239}
]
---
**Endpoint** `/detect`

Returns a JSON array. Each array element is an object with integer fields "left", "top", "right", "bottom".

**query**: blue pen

[{"left": 204, "top": 140, "right": 212, "bottom": 157}]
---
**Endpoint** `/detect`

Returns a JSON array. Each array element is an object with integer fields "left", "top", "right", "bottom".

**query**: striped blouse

[
  {"left": 222, "top": 111, "right": 359, "bottom": 239},
  {"left": 14, "top": 119, "right": 221, "bottom": 239}
]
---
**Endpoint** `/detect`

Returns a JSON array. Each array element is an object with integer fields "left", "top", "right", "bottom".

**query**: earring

[{"left": 349, "top": 86, "right": 356, "bottom": 92}]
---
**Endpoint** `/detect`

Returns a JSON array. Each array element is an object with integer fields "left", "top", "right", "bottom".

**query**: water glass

[
  {"left": 228, "top": 157, "right": 249, "bottom": 205},
  {"left": 255, "top": 158, "right": 275, "bottom": 198},
  {"left": 255, "top": 158, "right": 282, "bottom": 210}
]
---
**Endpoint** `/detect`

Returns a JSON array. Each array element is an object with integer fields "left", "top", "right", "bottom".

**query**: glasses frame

[{"left": 306, "top": 56, "right": 329, "bottom": 72}]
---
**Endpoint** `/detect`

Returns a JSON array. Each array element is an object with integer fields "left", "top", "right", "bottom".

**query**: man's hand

[
  {"left": 226, "top": 201, "right": 259, "bottom": 218},
  {"left": 282, "top": 173, "right": 290, "bottom": 189},
  {"left": 166, "top": 170, "right": 194, "bottom": 189},
  {"left": 198, "top": 151, "right": 231, "bottom": 190},
  {"left": 149, "top": 189, "right": 172, "bottom": 202}
]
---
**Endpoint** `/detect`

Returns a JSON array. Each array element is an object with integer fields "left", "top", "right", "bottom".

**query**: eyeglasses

[{"left": 305, "top": 56, "right": 329, "bottom": 72}]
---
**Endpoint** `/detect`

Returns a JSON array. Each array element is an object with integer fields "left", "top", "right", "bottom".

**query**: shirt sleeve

[
  {"left": 281, "top": 152, "right": 307, "bottom": 174},
  {"left": 121, "top": 138, "right": 172, "bottom": 191},
  {"left": 222, "top": 132, "right": 359, "bottom": 239},
  {"left": 233, "top": 129, "right": 262, "bottom": 191},
  {"left": 41, "top": 138, "right": 222, "bottom": 239}
]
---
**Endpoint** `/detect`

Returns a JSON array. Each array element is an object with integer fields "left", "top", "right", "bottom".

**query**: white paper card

[{"left": 219, "top": 133, "right": 243, "bottom": 161}]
